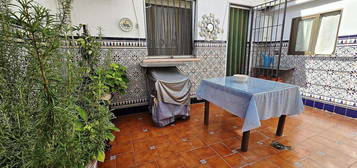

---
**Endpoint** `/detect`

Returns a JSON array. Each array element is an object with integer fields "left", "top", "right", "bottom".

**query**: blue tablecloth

[{"left": 197, "top": 77, "right": 304, "bottom": 132}]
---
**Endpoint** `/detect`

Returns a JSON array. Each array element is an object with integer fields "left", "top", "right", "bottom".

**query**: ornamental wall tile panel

[
  {"left": 277, "top": 38, "right": 357, "bottom": 107},
  {"left": 97, "top": 36, "right": 355, "bottom": 109},
  {"left": 178, "top": 43, "right": 227, "bottom": 96},
  {"left": 110, "top": 47, "right": 148, "bottom": 107},
  {"left": 99, "top": 40, "right": 227, "bottom": 108}
]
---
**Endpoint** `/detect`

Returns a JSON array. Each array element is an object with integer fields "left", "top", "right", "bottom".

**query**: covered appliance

[{"left": 147, "top": 67, "right": 191, "bottom": 127}]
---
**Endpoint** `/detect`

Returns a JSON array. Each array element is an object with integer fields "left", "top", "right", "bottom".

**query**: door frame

[{"left": 226, "top": 3, "right": 252, "bottom": 76}]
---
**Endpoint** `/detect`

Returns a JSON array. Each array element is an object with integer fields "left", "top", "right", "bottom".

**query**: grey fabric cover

[{"left": 147, "top": 67, "right": 191, "bottom": 127}]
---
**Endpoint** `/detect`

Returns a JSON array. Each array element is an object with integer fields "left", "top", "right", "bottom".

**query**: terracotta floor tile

[
  {"left": 310, "top": 135, "right": 357, "bottom": 159},
  {"left": 239, "top": 145, "right": 278, "bottom": 163},
  {"left": 114, "top": 133, "right": 133, "bottom": 144},
  {"left": 134, "top": 150, "right": 159, "bottom": 164},
  {"left": 189, "top": 137, "right": 206, "bottom": 149},
  {"left": 116, "top": 152, "right": 136, "bottom": 168},
  {"left": 189, "top": 146, "right": 217, "bottom": 160},
  {"left": 223, "top": 153, "right": 246, "bottom": 167},
  {"left": 156, "top": 154, "right": 186, "bottom": 168},
  {"left": 197, "top": 133, "right": 224, "bottom": 145},
  {"left": 133, "top": 139, "right": 156, "bottom": 153},
  {"left": 174, "top": 141, "right": 194, "bottom": 153},
  {"left": 111, "top": 142, "right": 134, "bottom": 155},
  {"left": 132, "top": 131, "right": 151, "bottom": 141},
  {"left": 292, "top": 158, "right": 322, "bottom": 168},
  {"left": 222, "top": 137, "right": 242, "bottom": 150},
  {"left": 99, "top": 159, "right": 116, "bottom": 168},
  {"left": 308, "top": 149, "right": 356, "bottom": 168},
  {"left": 177, "top": 152, "right": 201, "bottom": 168},
  {"left": 99, "top": 104, "right": 357, "bottom": 168},
  {"left": 205, "top": 156, "right": 231, "bottom": 168},
  {"left": 275, "top": 147, "right": 309, "bottom": 163},
  {"left": 209, "top": 143, "right": 232, "bottom": 157},
  {"left": 266, "top": 155, "right": 296, "bottom": 168},
  {"left": 249, "top": 159, "right": 280, "bottom": 168},
  {"left": 156, "top": 143, "right": 176, "bottom": 159},
  {"left": 135, "top": 161, "right": 158, "bottom": 168}
]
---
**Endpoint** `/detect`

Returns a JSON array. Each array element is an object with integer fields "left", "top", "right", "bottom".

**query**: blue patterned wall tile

[
  {"left": 305, "top": 100, "right": 314, "bottom": 107},
  {"left": 314, "top": 102, "right": 324, "bottom": 110},
  {"left": 346, "top": 109, "right": 357, "bottom": 118},
  {"left": 324, "top": 104, "right": 335, "bottom": 112},
  {"left": 334, "top": 106, "right": 347, "bottom": 115}
]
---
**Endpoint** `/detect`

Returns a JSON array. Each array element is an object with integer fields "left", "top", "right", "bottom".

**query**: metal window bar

[
  {"left": 145, "top": 0, "right": 193, "bottom": 57},
  {"left": 247, "top": 0, "right": 288, "bottom": 81}
]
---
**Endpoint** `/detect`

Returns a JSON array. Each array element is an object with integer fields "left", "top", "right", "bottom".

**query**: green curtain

[{"left": 227, "top": 8, "right": 249, "bottom": 76}]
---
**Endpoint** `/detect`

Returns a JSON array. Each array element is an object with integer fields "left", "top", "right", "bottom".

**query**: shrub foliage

[{"left": 0, "top": 0, "right": 123, "bottom": 167}]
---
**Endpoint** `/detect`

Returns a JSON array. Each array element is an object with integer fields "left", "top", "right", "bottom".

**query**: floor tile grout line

[{"left": 208, "top": 145, "right": 234, "bottom": 168}]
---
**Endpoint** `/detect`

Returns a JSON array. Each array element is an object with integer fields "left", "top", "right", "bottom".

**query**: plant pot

[
  {"left": 100, "top": 93, "right": 112, "bottom": 101},
  {"left": 86, "top": 160, "right": 98, "bottom": 168}
]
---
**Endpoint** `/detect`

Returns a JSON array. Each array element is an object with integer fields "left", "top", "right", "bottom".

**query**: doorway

[{"left": 227, "top": 6, "right": 250, "bottom": 76}]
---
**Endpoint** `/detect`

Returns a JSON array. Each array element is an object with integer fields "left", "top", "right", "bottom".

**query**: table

[{"left": 197, "top": 77, "right": 304, "bottom": 152}]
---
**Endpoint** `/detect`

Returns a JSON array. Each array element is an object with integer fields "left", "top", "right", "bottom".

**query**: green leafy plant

[
  {"left": 0, "top": 0, "right": 123, "bottom": 167},
  {"left": 91, "top": 63, "right": 129, "bottom": 97},
  {"left": 75, "top": 24, "right": 101, "bottom": 74}
]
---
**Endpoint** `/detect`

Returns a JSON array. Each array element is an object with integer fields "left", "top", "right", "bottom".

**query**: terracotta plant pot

[
  {"left": 100, "top": 93, "right": 112, "bottom": 101},
  {"left": 86, "top": 160, "right": 98, "bottom": 168}
]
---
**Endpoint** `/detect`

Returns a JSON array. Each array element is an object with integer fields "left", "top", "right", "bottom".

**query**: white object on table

[{"left": 233, "top": 74, "right": 249, "bottom": 82}]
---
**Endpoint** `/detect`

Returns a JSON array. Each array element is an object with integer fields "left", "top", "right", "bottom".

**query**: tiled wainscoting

[
  {"left": 101, "top": 39, "right": 227, "bottom": 109},
  {"left": 252, "top": 36, "right": 356, "bottom": 117},
  {"left": 95, "top": 36, "right": 355, "bottom": 118},
  {"left": 281, "top": 35, "right": 356, "bottom": 117},
  {"left": 178, "top": 41, "right": 227, "bottom": 96},
  {"left": 302, "top": 97, "right": 357, "bottom": 118}
]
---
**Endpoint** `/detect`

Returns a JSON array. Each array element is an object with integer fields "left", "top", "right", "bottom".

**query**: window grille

[{"left": 146, "top": 0, "right": 193, "bottom": 56}]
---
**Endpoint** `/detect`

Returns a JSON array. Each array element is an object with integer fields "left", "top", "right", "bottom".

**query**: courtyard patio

[{"left": 1, "top": 0, "right": 356, "bottom": 167}]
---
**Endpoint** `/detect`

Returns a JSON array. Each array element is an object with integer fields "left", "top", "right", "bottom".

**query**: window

[
  {"left": 288, "top": 10, "right": 342, "bottom": 55},
  {"left": 145, "top": 0, "right": 193, "bottom": 57}
]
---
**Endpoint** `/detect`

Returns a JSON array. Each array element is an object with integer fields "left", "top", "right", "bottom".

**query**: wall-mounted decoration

[
  {"left": 198, "top": 13, "right": 222, "bottom": 41},
  {"left": 119, "top": 18, "right": 133, "bottom": 32}
]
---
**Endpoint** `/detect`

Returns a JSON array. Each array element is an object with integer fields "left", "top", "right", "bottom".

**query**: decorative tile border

[
  {"left": 107, "top": 39, "right": 227, "bottom": 109},
  {"left": 65, "top": 38, "right": 147, "bottom": 48},
  {"left": 194, "top": 40, "right": 227, "bottom": 47},
  {"left": 337, "top": 35, "right": 357, "bottom": 45},
  {"left": 302, "top": 97, "right": 357, "bottom": 118}
]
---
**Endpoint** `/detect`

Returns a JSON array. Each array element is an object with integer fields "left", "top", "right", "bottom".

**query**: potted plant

[{"left": 91, "top": 63, "right": 129, "bottom": 101}]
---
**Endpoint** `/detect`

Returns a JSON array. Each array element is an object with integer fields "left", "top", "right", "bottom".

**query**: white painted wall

[
  {"left": 195, "top": 0, "right": 255, "bottom": 41},
  {"left": 282, "top": 0, "right": 357, "bottom": 40},
  {"left": 36, "top": 0, "right": 146, "bottom": 38},
  {"left": 35, "top": 0, "right": 357, "bottom": 39},
  {"left": 71, "top": 0, "right": 146, "bottom": 38}
]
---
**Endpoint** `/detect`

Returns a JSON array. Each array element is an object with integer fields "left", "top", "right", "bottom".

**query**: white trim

[{"left": 230, "top": 5, "right": 251, "bottom": 10}]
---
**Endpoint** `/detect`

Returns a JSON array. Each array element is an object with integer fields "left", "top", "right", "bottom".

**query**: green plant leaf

[
  {"left": 74, "top": 120, "right": 84, "bottom": 131},
  {"left": 108, "top": 123, "right": 120, "bottom": 132},
  {"left": 76, "top": 106, "right": 88, "bottom": 122},
  {"left": 97, "top": 151, "right": 105, "bottom": 162},
  {"left": 106, "top": 132, "right": 115, "bottom": 141}
]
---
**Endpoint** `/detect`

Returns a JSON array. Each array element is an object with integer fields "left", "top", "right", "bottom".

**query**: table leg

[
  {"left": 241, "top": 131, "right": 250, "bottom": 152},
  {"left": 276, "top": 115, "right": 287, "bottom": 136},
  {"left": 204, "top": 100, "right": 210, "bottom": 125}
]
